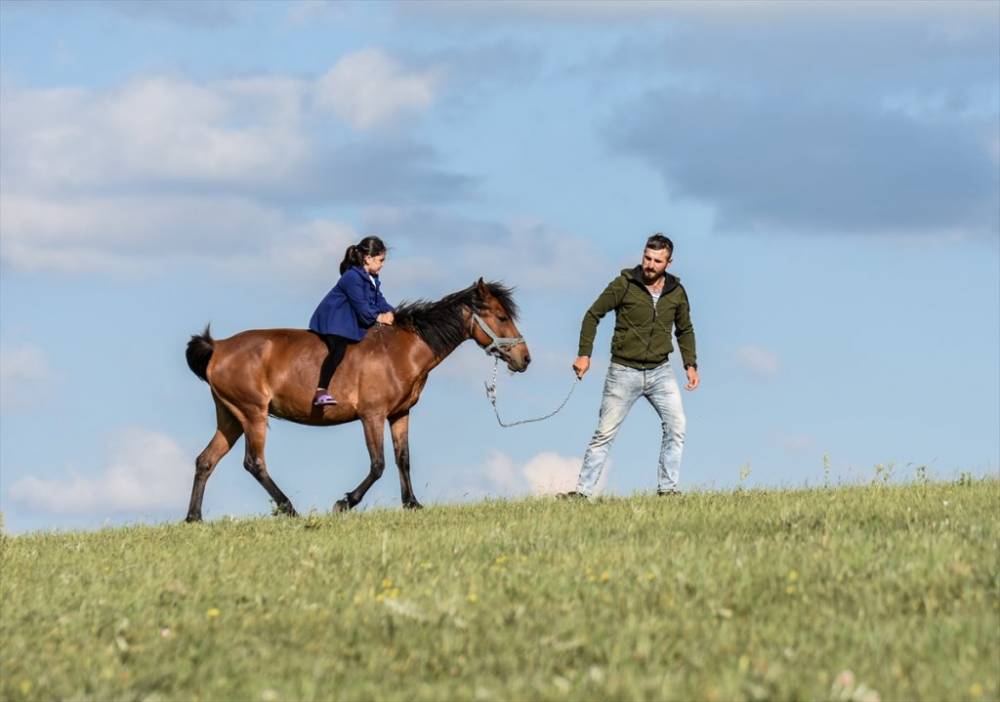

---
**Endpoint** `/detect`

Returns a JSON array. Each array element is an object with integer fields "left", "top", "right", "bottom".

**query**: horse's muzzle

[{"left": 504, "top": 348, "right": 531, "bottom": 373}]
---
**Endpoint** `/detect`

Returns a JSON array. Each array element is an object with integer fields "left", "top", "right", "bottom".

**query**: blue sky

[{"left": 1, "top": 0, "right": 997, "bottom": 534}]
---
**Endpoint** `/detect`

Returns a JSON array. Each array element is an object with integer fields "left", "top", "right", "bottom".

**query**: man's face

[{"left": 641, "top": 247, "right": 671, "bottom": 282}]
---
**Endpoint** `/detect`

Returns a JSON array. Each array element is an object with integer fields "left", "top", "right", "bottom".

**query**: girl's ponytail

[{"left": 339, "top": 245, "right": 362, "bottom": 275}]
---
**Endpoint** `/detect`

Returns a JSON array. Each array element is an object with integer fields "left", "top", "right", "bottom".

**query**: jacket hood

[{"left": 622, "top": 266, "right": 680, "bottom": 294}]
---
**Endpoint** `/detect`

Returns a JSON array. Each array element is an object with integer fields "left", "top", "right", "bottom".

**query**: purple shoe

[{"left": 313, "top": 390, "right": 337, "bottom": 407}]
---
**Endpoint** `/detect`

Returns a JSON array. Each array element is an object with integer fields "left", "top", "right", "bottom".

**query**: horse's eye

[{"left": 498, "top": 316, "right": 508, "bottom": 322}]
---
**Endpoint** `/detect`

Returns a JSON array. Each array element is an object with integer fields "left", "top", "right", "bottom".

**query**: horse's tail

[{"left": 186, "top": 325, "right": 214, "bottom": 383}]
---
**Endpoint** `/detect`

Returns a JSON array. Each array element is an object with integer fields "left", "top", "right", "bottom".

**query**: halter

[
  {"left": 470, "top": 310, "right": 579, "bottom": 428},
  {"left": 471, "top": 312, "right": 525, "bottom": 358}
]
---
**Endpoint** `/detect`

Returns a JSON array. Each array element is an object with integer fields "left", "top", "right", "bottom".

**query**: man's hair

[{"left": 645, "top": 233, "right": 673, "bottom": 257}]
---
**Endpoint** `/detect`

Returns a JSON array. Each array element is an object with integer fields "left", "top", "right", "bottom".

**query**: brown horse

[{"left": 183, "top": 279, "right": 529, "bottom": 522}]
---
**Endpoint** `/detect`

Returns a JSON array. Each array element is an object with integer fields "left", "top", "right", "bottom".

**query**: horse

[{"left": 183, "top": 279, "right": 530, "bottom": 522}]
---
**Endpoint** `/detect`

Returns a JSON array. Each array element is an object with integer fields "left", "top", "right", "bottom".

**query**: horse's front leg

[
  {"left": 389, "top": 411, "right": 421, "bottom": 509},
  {"left": 334, "top": 414, "right": 386, "bottom": 512}
]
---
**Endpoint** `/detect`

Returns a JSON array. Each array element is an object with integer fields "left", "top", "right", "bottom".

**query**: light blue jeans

[{"left": 577, "top": 359, "right": 686, "bottom": 496}]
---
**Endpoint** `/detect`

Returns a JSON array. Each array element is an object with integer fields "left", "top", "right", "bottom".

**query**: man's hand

[
  {"left": 376, "top": 312, "right": 395, "bottom": 325},
  {"left": 572, "top": 356, "right": 591, "bottom": 379},
  {"left": 685, "top": 366, "right": 700, "bottom": 391}
]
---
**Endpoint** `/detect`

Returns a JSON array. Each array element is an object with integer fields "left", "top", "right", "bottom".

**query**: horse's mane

[{"left": 394, "top": 281, "right": 519, "bottom": 357}]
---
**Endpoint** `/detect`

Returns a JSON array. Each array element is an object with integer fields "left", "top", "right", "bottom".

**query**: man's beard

[{"left": 642, "top": 269, "right": 663, "bottom": 283}]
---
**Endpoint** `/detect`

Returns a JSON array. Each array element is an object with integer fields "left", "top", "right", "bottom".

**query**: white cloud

[
  {"left": 522, "top": 452, "right": 585, "bottom": 495},
  {"left": 0, "top": 57, "right": 469, "bottom": 276},
  {"left": 0, "top": 343, "right": 52, "bottom": 383},
  {"left": 735, "top": 344, "right": 780, "bottom": 378},
  {"left": 483, "top": 451, "right": 521, "bottom": 493},
  {"left": 8, "top": 428, "right": 192, "bottom": 515},
  {"left": 0, "top": 343, "right": 54, "bottom": 409},
  {"left": 0, "top": 194, "right": 286, "bottom": 274},
  {"left": 213, "top": 217, "right": 358, "bottom": 285},
  {"left": 1, "top": 77, "right": 308, "bottom": 192},
  {"left": 0, "top": 192, "right": 367, "bottom": 284},
  {"left": 0, "top": 66, "right": 434, "bottom": 194},
  {"left": 0, "top": 76, "right": 309, "bottom": 273},
  {"left": 482, "top": 450, "right": 607, "bottom": 496},
  {"left": 316, "top": 48, "right": 441, "bottom": 130}
]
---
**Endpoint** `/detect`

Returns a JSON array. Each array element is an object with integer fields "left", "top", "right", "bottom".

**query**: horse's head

[{"left": 470, "top": 278, "right": 531, "bottom": 373}]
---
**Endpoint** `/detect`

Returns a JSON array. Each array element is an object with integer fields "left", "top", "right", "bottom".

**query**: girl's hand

[{"left": 377, "top": 312, "right": 395, "bottom": 325}]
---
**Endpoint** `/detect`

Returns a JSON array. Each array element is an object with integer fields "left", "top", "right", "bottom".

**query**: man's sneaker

[
  {"left": 657, "top": 488, "right": 682, "bottom": 496},
  {"left": 313, "top": 390, "right": 337, "bottom": 406},
  {"left": 557, "top": 491, "right": 588, "bottom": 500}
]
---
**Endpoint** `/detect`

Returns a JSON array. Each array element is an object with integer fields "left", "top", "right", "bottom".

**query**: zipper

[{"left": 636, "top": 279, "right": 658, "bottom": 362}]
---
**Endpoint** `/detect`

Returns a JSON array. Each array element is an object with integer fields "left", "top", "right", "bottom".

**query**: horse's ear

[{"left": 476, "top": 278, "right": 489, "bottom": 297}]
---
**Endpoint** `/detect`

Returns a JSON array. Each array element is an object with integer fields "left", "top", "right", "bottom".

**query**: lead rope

[{"left": 484, "top": 356, "right": 580, "bottom": 428}]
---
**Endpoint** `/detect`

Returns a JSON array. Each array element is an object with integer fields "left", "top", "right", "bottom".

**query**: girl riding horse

[{"left": 309, "top": 236, "right": 395, "bottom": 406}]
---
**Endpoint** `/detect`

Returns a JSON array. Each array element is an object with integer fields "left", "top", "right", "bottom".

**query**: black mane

[{"left": 394, "top": 281, "right": 519, "bottom": 357}]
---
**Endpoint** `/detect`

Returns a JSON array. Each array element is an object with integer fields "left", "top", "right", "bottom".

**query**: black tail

[{"left": 186, "top": 325, "right": 214, "bottom": 383}]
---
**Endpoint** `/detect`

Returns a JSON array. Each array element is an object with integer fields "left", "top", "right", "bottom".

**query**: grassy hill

[{"left": 2, "top": 480, "right": 997, "bottom": 701}]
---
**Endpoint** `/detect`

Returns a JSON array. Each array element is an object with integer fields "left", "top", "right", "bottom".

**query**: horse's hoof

[
  {"left": 403, "top": 500, "right": 423, "bottom": 510},
  {"left": 184, "top": 514, "right": 202, "bottom": 523},
  {"left": 332, "top": 499, "right": 352, "bottom": 513}
]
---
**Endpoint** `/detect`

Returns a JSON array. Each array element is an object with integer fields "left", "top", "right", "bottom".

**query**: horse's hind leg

[
  {"left": 186, "top": 397, "right": 243, "bottom": 523},
  {"left": 243, "top": 411, "right": 298, "bottom": 517},
  {"left": 334, "top": 414, "right": 386, "bottom": 512}
]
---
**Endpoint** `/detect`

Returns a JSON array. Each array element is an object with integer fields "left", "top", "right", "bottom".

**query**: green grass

[{"left": 2, "top": 480, "right": 998, "bottom": 702}]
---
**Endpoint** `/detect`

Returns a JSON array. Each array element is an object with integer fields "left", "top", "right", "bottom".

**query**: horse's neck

[
  {"left": 418, "top": 336, "right": 472, "bottom": 374},
  {"left": 408, "top": 320, "right": 474, "bottom": 375},
  {"left": 389, "top": 305, "right": 477, "bottom": 376}
]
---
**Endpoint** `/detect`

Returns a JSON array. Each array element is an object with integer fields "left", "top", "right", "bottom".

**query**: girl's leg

[{"left": 315, "top": 334, "right": 349, "bottom": 405}]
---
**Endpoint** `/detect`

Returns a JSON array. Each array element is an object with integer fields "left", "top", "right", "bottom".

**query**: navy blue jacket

[{"left": 309, "top": 266, "right": 394, "bottom": 341}]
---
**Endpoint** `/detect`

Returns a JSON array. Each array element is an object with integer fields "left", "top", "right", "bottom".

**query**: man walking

[{"left": 566, "top": 234, "right": 699, "bottom": 498}]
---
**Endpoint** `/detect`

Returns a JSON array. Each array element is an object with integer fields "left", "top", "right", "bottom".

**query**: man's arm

[
  {"left": 574, "top": 276, "right": 625, "bottom": 378},
  {"left": 674, "top": 286, "right": 699, "bottom": 390}
]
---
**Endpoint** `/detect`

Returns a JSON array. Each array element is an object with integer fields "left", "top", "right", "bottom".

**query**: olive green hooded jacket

[{"left": 578, "top": 267, "right": 697, "bottom": 371}]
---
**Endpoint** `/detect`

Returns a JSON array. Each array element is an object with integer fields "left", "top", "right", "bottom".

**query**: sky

[{"left": 1, "top": 0, "right": 997, "bottom": 534}]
